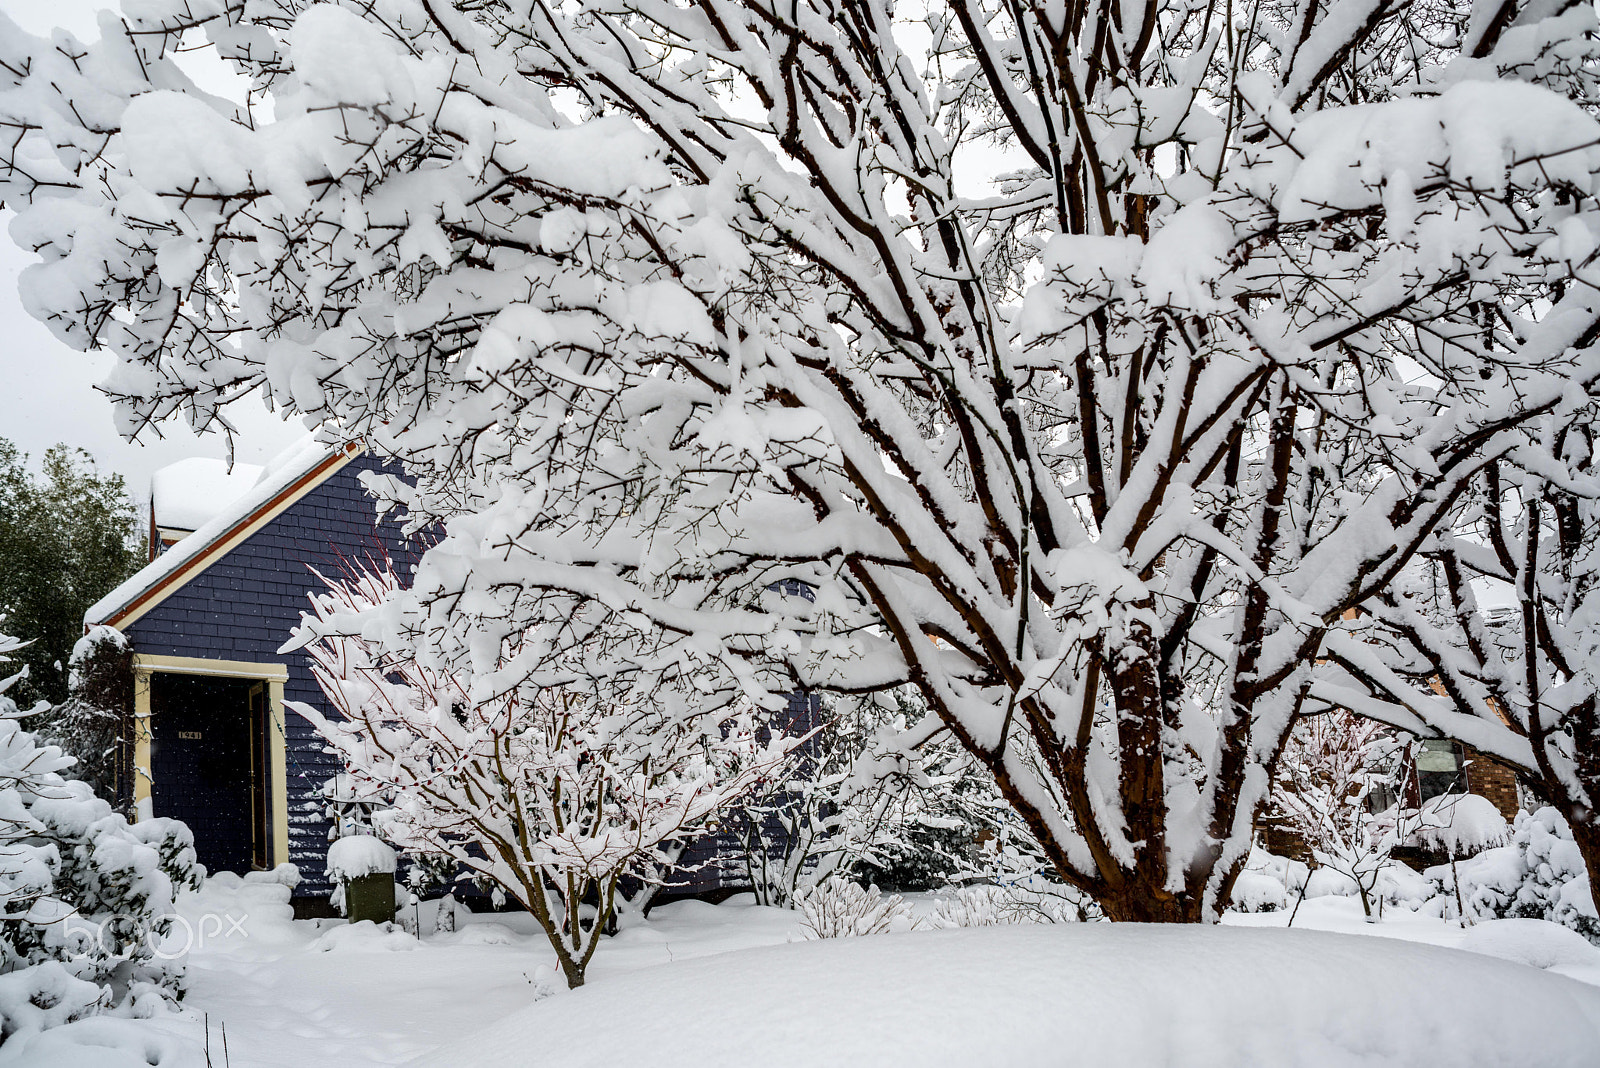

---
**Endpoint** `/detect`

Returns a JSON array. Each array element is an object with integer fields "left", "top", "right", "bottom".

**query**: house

[
  {"left": 88, "top": 438, "right": 412, "bottom": 906},
  {"left": 90, "top": 438, "right": 809, "bottom": 910},
  {"left": 1257, "top": 727, "right": 1528, "bottom": 865}
]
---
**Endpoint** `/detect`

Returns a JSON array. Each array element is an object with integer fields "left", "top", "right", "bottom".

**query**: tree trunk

[
  {"left": 1096, "top": 880, "right": 1216, "bottom": 923},
  {"left": 1567, "top": 811, "right": 1600, "bottom": 927}
]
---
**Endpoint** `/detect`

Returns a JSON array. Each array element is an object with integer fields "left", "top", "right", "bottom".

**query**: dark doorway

[{"left": 150, "top": 674, "right": 270, "bottom": 875}]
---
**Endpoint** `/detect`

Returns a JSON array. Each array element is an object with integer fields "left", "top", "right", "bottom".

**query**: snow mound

[
  {"left": 326, "top": 835, "right": 397, "bottom": 881},
  {"left": 0, "top": 1016, "right": 206, "bottom": 1068},
  {"left": 446, "top": 922, "right": 521, "bottom": 946},
  {"left": 1459, "top": 919, "right": 1600, "bottom": 971},
  {"left": 410, "top": 925, "right": 1600, "bottom": 1068},
  {"left": 311, "top": 920, "right": 419, "bottom": 953},
  {"left": 170, "top": 866, "right": 304, "bottom": 953},
  {"left": 1230, "top": 869, "right": 1289, "bottom": 913},
  {"left": 1412, "top": 794, "right": 1510, "bottom": 855}
]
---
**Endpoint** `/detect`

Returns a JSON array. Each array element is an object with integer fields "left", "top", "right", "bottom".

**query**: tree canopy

[
  {"left": 0, "top": 440, "right": 143, "bottom": 708},
  {"left": 3, "top": 0, "right": 1600, "bottom": 921}
]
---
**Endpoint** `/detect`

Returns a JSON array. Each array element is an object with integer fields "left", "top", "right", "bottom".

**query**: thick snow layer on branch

[{"left": 412, "top": 925, "right": 1600, "bottom": 1067}]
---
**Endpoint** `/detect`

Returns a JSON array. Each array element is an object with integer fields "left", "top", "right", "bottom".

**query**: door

[{"left": 150, "top": 674, "right": 267, "bottom": 874}]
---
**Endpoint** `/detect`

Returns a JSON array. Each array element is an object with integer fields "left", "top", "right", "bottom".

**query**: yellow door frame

[{"left": 132, "top": 653, "right": 291, "bottom": 868}]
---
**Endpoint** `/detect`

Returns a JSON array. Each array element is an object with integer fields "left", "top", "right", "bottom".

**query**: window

[{"left": 1416, "top": 739, "right": 1465, "bottom": 803}]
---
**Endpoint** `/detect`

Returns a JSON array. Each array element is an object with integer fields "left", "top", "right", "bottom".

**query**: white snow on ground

[
  {"left": 6, "top": 881, "right": 1600, "bottom": 1067},
  {"left": 415, "top": 922, "right": 1600, "bottom": 1068}
]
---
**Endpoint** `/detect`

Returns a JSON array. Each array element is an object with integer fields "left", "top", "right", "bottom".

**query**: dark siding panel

[{"left": 124, "top": 454, "right": 412, "bottom": 897}]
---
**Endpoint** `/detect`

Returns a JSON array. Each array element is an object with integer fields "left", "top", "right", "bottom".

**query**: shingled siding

[{"left": 122, "top": 454, "right": 413, "bottom": 898}]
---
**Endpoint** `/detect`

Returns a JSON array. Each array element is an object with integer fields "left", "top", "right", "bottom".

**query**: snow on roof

[
  {"left": 87, "top": 435, "right": 348, "bottom": 627},
  {"left": 151, "top": 457, "right": 265, "bottom": 532}
]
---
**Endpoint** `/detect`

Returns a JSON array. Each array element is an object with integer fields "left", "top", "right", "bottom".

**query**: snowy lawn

[
  {"left": 7, "top": 877, "right": 1600, "bottom": 1067},
  {"left": 417, "top": 922, "right": 1600, "bottom": 1068}
]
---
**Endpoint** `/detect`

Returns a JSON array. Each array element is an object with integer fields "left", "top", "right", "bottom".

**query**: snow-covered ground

[{"left": 6, "top": 878, "right": 1600, "bottom": 1067}]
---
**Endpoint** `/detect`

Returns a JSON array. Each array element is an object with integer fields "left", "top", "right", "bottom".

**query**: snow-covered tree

[
  {"left": 1449, "top": 806, "right": 1597, "bottom": 939},
  {"left": 40, "top": 626, "right": 134, "bottom": 810},
  {"left": 288, "top": 559, "right": 795, "bottom": 988},
  {"left": 5, "top": 0, "right": 1600, "bottom": 921},
  {"left": 726, "top": 687, "right": 1009, "bottom": 904},
  {"left": 1269, "top": 711, "right": 1405, "bottom": 919}
]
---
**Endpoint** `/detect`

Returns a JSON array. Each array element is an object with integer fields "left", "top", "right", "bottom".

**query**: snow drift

[{"left": 412, "top": 924, "right": 1600, "bottom": 1068}]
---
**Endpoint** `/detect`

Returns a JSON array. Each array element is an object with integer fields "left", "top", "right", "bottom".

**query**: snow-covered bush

[
  {"left": 290, "top": 558, "right": 796, "bottom": 987},
  {"left": 1230, "top": 870, "right": 1291, "bottom": 914},
  {"left": 1410, "top": 794, "right": 1510, "bottom": 857},
  {"left": 797, "top": 879, "right": 914, "bottom": 939},
  {"left": 1230, "top": 845, "right": 1435, "bottom": 917},
  {"left": 925, "top": 884, "right": 1091, "bottom": 928},
  {"left": 727, "top": 687, "right": 1019, "bottom": 906},
  {"left": 1440, "top": 807, "right": 1598, "bottom": 941},
  {"left": 0, "top": 632, "right": 200, "bottom": 1042}
]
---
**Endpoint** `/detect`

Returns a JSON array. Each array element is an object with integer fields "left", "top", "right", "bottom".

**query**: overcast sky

[{"left": 0, "top": 0, "right": 309, "bottom": 499}]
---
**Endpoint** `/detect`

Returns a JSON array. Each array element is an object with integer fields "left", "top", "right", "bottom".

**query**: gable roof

[{"left": 87, "top": 438, "right": 363, "bottom": 631}]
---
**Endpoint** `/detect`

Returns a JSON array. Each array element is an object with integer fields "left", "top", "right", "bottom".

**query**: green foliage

[
  {"left": 0, "top": 439, "right": 144, "bottom": 708},
  {"left": 47, "top": 627, "right": 135, "bottom": 810}
]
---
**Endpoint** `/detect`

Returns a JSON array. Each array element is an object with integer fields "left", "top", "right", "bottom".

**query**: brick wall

[{"left": 1464, "top": 746, "right": 1523, "bottom": 822}]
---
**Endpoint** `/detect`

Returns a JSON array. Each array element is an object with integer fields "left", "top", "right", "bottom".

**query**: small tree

[
  {"left": 1270, "top": 712, "right": 1406, "bottom": 919},
  {"left": 288, "top": 560, "right": 795, "bottom": 989},
  {"left": 40, "top": 626, "right": 134, "bottom": 810}
]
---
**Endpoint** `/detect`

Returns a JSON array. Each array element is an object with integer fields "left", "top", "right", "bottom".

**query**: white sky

[{"left": 0, "top": 0, "right": 308, "bottom": 499}]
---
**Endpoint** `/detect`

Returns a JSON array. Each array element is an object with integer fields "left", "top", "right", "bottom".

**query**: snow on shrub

[
  {"left": 924, "top": 884, "right": 1092, "bottom": 927},
  {"left": 37, "top": 626, "right": 134, "bottom": 811},
  {"left": 1439, "top": 807, "right": 1599, "bottom": 941},
  {"left": 172, "top": 866, "right": 302, "bottom": 952},
  {"left": 797, "top": 879, "right": 914, "bottom": 938},
  {"left": 310, "top": 921, "right": 419, "bottom": 954},
  {"left": 1409, "top": 794, "right": 1510, "bottom": 857},
  {"left": 291, "top": 558, "right": 797, "bottom": 988},
  {"left": 1458, "top": 918, "right": 1600, "bottom": 971},
  {"left": 1230, "top": 870, "right": 1291, "bottom": 914},
  {"left": 1230, "top": 845, "right": 1433, "bottom": 916},
  {"left": 0, "top": 632, "right": 200, "bottom": 1042}
]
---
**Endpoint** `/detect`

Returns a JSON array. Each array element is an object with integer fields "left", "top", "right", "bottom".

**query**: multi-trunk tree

[{"left": 3, "top": 0, "right": 1600, "bottom": 922}]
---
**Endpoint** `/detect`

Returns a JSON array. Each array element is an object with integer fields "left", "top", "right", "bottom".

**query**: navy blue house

[
  {"left": 87, "top": 440, "right": 412, "bottom": 901},
  {"left": 90, "top": 439, "right": 815, "bottom": 906}
]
